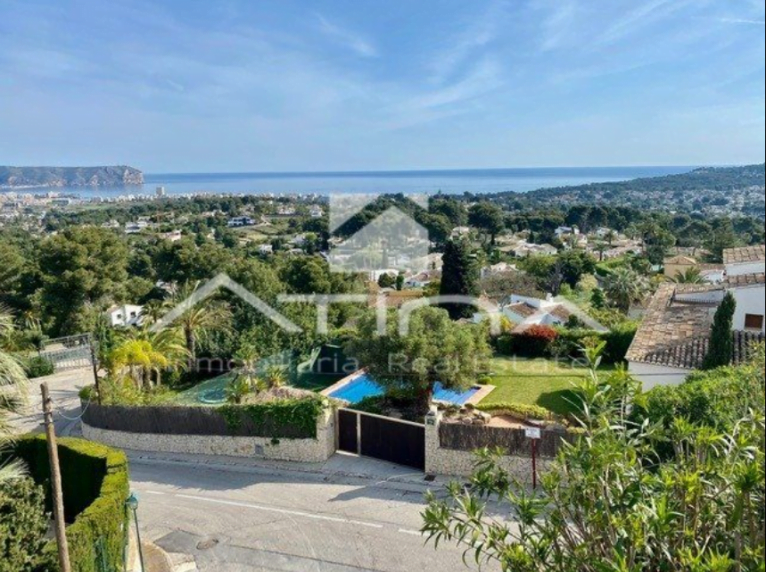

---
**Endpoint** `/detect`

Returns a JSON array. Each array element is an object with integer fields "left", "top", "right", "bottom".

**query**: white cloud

[{"left": 316, "top": 14, "right": 378, "bottom": 58}]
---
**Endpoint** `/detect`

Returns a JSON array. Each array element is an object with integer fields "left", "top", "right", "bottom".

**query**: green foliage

[
  {"left": 475, "top": 402, "right": 559, "bottom": 423},
  {"left": 219, "top": 397, "right": 326, "bottom": 439},
  {"left": 703, "top": 292, "right": 737, "bottom": 370},
  {"left": 37, "top": 227, "right": 130, "bottom": 336},
  {"left": 509, "top": 326, "right": 559, "bottom": 358},
  {"left": 10, "top": 435, "right": 130, "bottom": 572},
  {"left": 439, "top": 239, "right": 480, "bottom": 320},
  {"left": 603, "top": 266, "right": 652, "bottom": 313},
  {"left": 0, "top": 478, "right": 50, "bottom": 572},
  {"left": 642, "top": 346, "right": 765, "bottom": 433},
  {"left": 347, "top": 307, "right": 492, "bottom": 412},
  {"left": 423, "top": 347, "right": 766, "bottom": 572},
  {"left": 22, "top": 356, "right": 55, "bottom": 379}
]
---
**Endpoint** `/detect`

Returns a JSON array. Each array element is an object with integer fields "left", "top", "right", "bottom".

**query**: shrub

[
  {"left": 23, "top": 356, "right": 55, "bottom": 379},
  {"left": 9, "top": 436, "right": 130, "bottom": 572},
  {"left": 476, "top": 401, "right": 560, "bottom": 423},
  {"left": 0, "top": 478, "right": 50, "bottom": 572},
  {"left": 510, "top": 326, "right": 559, "bottom": 358},
  {"left": 601, "top": 322, "right": 638, "bottom": 363}
]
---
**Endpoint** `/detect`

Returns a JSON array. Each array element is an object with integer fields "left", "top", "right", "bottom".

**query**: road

[{"left": 131, "top": 459, "right": 491, "bottom": 572}]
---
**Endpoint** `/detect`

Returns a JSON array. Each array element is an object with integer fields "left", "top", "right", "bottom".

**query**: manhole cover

[{"left": 196, "top": 539, "right": 220, "bottom": 551}]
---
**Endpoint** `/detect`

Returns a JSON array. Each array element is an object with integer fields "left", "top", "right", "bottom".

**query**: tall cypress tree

[
  {"left": 703, "top": 292, "right": 737, "bottom": 370},
  {"left": 439, "top": 239, "right": 479, "bottom": 320}
]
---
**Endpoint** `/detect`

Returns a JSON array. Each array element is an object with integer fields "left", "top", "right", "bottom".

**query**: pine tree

[
  {"left": 703, "top": 292, "right": 737, "bottom": 370},
  {"left": 439, "top": 239, "right": 479, "bottom": 320}
]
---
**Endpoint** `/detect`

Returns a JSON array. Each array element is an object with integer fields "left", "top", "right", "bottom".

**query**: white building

[
  {"left": 555, "top": 226, "right": 580, "bottom": 238},
  {"left": 309, "top": 205, "right": 324, "bottom": 218},
  {"left": 107, "top": 305, "right": 144, "bottom": 328},
  {"left": 258, "top": 244, "right": 274, "bottom": 255},
  {"left": 475, "top": 294, "right": 606, "bottom": 333},
  {"left": 227, "top": 216, "right": 256, "bottom": 228},
  {"left": 627, "top": 280, "right": 765, "bottom": 390},
  {"left": 723, "top": 245, "right": 766, "bottom": 277},
  {"left": 480, "top": 262, "right": 517, "bottom": 279},
  {"left": 125, "top": 221, "right": 150, "bottom": 235}
]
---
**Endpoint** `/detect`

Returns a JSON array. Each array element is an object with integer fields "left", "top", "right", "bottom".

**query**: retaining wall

[
  {"left": 82, "top": 407, "right": 336, "bottom": 464},
  {"left": 425, "top": 411, "right": 567, "bottom": 483}
]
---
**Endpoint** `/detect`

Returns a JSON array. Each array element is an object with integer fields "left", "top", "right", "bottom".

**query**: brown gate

[{"left": 337, "top": 409, "right": 425, "bottom": 471}]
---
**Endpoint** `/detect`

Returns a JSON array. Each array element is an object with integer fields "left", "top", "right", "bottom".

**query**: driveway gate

[{"left": 337, "top": 409, "right": 426, "bottom": 471}]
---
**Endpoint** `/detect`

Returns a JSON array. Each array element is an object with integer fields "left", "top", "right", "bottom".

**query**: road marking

[
  {"left": 398, "top": 529, "right": 423, "bottom": 537},
  {"left": 142, "top": 490, "right": 167, "bottom": 496},
  {"left": 175, "top": 494, "right": 384, "bottom": 529}
]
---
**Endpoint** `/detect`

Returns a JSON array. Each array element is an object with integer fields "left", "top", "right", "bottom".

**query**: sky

[{"left": 0, "top": 0, "right": 764, "bottom": 173}]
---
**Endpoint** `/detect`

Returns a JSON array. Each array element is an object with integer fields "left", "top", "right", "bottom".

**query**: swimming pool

[{"left": 327, "top": 373, "right": 481, "bottom": 406}]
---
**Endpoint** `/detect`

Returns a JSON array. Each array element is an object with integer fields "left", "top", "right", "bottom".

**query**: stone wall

[
  {"left": 425, "top": 411, "right": 555, "bottom": 484},
  {"left": 82, "top": 407, "right": 336, "bottom": 464}
]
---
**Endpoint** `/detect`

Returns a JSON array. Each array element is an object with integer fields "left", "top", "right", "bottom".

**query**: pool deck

[
  {"left": 321, "top": 369, "right": 495, "bottom": 407},
  {"left": 320, "top": 369, "right": 369, "bottom": 399}
]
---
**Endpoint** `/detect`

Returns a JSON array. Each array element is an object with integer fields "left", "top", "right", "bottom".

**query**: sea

[{"left": 5, "top": 166, "right": 695, "bottom": 199}]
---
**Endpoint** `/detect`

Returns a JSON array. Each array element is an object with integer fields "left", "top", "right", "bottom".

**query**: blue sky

[{"left": 0, "top": 0, "right": 764, "bottom": 172}]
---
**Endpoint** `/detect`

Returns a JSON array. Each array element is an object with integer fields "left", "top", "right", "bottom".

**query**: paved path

[{"left": 8, "top": 367, "right": 93, "bottom": 437}]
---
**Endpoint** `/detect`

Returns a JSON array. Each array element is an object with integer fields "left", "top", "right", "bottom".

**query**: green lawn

[{"left": 482, "top": 357, "right": 613, "bottom": 417}]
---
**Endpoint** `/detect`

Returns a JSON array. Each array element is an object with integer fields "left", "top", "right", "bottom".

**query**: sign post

[{"left": 525, "top": 427, "right": 542, "bottom": 491}]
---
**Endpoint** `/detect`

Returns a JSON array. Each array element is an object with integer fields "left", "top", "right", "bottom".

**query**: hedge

[{"left": 9, "top": 435, "right": 130, "bottom": 572}]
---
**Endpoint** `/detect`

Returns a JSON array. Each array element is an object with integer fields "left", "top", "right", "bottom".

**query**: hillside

[
  {"left": 0, "top": 166, "right": 144, "bottom": 189},
  {"left": 480, "top": 164, "right": 765, "bottom": 218},
  {"left": 525, "top": 164, "right": 765, "bottom": 200}
]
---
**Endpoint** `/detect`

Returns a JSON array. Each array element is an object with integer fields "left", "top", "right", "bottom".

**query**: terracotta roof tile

[
  {"left": 643, "top": 331, "right": 765, "bottom": 370},
  {"left": 626, "top": 283, "right": 720, "bottom": 365},
  {"left": 724, "top": 245, "right": 766, "bottom": 265},
  {"left": 727, "top": 273, "right": 766, "bottom": 289}
]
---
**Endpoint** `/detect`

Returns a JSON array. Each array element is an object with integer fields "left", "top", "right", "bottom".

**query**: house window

[{"left": 745, "top": 314, "right": 765, "bottom": 330}]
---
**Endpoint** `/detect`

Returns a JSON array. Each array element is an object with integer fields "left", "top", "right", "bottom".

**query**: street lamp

[{"left": 126, "top": 493, "right": 146, "bottom": 572}]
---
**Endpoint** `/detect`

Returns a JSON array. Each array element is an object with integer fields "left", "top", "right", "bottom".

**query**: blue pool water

[{"left": 329, "top": 374, "right": 480, "bottom": 406}]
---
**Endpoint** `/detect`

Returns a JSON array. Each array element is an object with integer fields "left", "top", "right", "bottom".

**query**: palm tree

[
  {"left": 263, "top": 365, "right": 289, "bottom": 390},
  {"left": 595, "top": 242, "right": 609, "bottom": 262},
  {"left": 605, "top": 230, "right": 617, "bottom": 247},
  {"left": 670, "top": 267, "right": 705, "bottom": 284},
  {"left": 142, "top": 299, "right": 170, "bottom": 325},
  {"left": 174, "top": 282, "right": 232, "bottom": 372},
  {"left": 603, "top": 268, "right": 651, "bottom": 314},
  {"left": 0, "top": 308, "right": 29, "bottom": 484},
  {"left": 109, "top": 327, "right": 188, "bottom": 389}
]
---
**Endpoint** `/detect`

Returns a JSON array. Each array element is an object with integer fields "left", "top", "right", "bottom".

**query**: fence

[
  {"left": 82, "top": 401, "right": 323, "bottom": 440},
  {"left": 38, "top": 334, "right": 94, "bottom": 371},
  {"left": 438, "top": 422, "right": 572, "bottom": 459}
]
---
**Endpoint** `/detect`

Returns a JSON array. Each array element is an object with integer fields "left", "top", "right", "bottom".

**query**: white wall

[
  {"left": 726, "top": 262, "right": 766, "bottom": 277},
  {"left": 628, "top": 362, "right": 692, "bottom": 391},
  {"left": 731, "top": 286, "right": 766, "bottom": 332}
]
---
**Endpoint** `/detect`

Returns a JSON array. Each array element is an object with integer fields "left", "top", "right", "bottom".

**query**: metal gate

[
  {"left": 337, "top": 409, "right": 426, "bottom": 471},
  {"left": 38, "top": 334, "right": 94, "bottom": 371}
]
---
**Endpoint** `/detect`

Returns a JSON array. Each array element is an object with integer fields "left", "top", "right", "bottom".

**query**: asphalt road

[{"left": 130, "top": 459, "right": 496, "bottom": 572}]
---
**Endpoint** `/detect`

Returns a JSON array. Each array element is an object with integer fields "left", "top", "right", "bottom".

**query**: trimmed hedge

[
  {"left": 10, "top": 435, "right": 130, "bottom": 572},
  {"left": 0, "top": 478, "right": 50, "bottom": 572}
]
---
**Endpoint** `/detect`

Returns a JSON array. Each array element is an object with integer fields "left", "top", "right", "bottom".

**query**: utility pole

[
  {"left": 89, "top": 338, "right": 102, "bottom": 405},
  {"left": 41, "top": 382, "right": 72, "bottom": 572}
]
